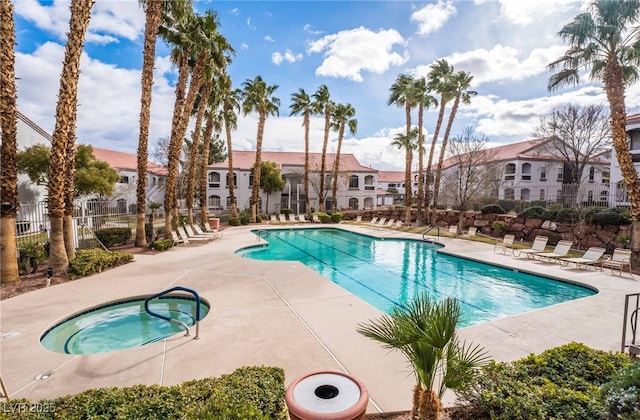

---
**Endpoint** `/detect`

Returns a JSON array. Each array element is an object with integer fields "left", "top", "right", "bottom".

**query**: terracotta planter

[
  {"left": 285, "top": 371, "right": 369, "bottom": 420},
  {"left": 208, "top": 217, "right": 220, "bottom": 230}
]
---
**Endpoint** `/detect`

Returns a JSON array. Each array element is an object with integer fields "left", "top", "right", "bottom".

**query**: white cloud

[
  {"left": 304, "top": 23, "right": 323, "bottom": 35},
  {"left": 240, "top": 43, "right": 249, "bottom": 50},
  {"left": 264, "top": 35, "right": 274, "bottom": 42},
  {"left": 307, "top": 27, "right": 408, "bottom": 82},
  {"left": 411, "top": 44, "right": 567, "bottom": 86},
  {"left": 272, "top": 49, "right": 303, "bottom": 65},
  {"left": 411, "top": 0, "right": 457, "bottom": 36},
  {"left": 230, "top": 8, "right": 239, "bottom": 16},
  {"left": 484, "top": 0, "right": 586, "bottom": 26}
]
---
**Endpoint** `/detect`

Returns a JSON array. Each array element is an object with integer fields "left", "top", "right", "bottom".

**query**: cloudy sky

[{"left": 12, "top": 0, "right": 640, "bottom": 171}]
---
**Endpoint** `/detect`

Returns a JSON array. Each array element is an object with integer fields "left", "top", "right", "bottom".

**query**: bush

[
  {"left": 599, "top": 361, "right": 640, "bottom": 419},
  {"left": 0, "top": 366, "right": 286, "bottom": 420},
  {"left": 331, "top": 212, "right": 343, "bottom": 223},
  {"left": 95, "top": 227, "right": 132, "bottom": 248},
  {"left": 219, "top": 214, "right": 230, "bottom": 223},
  {"left": 492, "top": 221, "right": 508, "bottom": 236},
  {"left": 587, "top": 208, "right": 631, "bottom": 226},
  {"left": 458, "top": 343, "right": 633, "bottom": 420},
  {"left": 481, "top": 204, "right": 506, "bottom": 215},
  {"left": 240, "top": 213, "right": 250, "bottom": 225},
  {"left": 18, "top": 240, "right": 47, "bottom": 274},
  {"left": 498, "top": 200, "right": 526, "bottom": 214},
  {"left": 517, "top": 206, "right": 546, "bottom": 219},
  {"left": 152, "top": 239, "right": 172, "bottom": 251},
  {"left": 541, "top": 208, "right": 560, "bottom": 221},
  {"left": 68, "top": 249, "right": 133, "bottom": 279},
  {"left": 314, "top": 212, "right": 332, "bottom": 223},
  {"left": 228, "top": 217, "right": 241, "bottom": 226},
  {"left": 280, "top": 208, "right": 292, "bottom": 216},
  {"left": 556, "top": 208, "right": 580, "bottom": 223}
]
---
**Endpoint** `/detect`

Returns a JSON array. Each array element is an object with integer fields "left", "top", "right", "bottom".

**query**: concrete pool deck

[{"left": 1, "top": 224, "right": 639, "bottom": 414}]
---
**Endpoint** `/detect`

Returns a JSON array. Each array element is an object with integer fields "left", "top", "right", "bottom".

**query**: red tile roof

[
  {"left": 91, "top": 146, "right": 167, "bottom": 176},
  {"left": 377, "top": 170, "right": 405, "bottom": 182},
  {"left": 210, "top": 150, "right": 377, "bottom": 173}
]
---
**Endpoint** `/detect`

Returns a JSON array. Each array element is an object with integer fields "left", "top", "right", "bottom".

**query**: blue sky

[{"left": 12, "top": 0, "right": 640, "bottom": 170}]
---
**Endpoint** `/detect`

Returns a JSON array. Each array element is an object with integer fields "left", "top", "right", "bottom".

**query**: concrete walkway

[{"left": 1, "top": 224, "right": 638, "bottom": 413}]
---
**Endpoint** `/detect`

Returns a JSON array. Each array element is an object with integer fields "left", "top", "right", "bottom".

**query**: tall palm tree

[
  {"left": 290, "top": 88, "right": 313, "bottom": 215},
  {"left": 548, "top": 0, "right": 640, "bottom": 252},
  {"left": 241, "top": 76, "right": 280, "bottom": 223},
  {"left": 199, "top": 89, "right": 222, "bottom": 225},
  {"left": 330, "top": 103, "right": 358, "bottom": 210},
  {"left": 431, "top": 71, "right": 476, "bottom": 226},
  {"left": 47, "top": 0, "right": 94, "bottom": 274},
  {"left": 413, "top": 77, "right": 437, "bottom": 227},
  {"left": 358, "top": 293, "right": 489, "bottom": 420},
  {"left": 388, "top": 74, "right": 417, "bottom": 222},
  {"left": 424, "top": 60, "right": 455, "bottom": 224},
  {"left": 392, "top": 129, "right": 418, "bottom": 215},
  {"left": 0, "top": 0, "right": 20, "bottom": 284},
  {"left": 220, "top": 74, "right": 241, "bottom": 218},
  {"left": 134, "top": 0, "right": 191, "bottom": 247},
  {"left": 63, "top": 105, "right": 77, "bottom": 261},
  {"left": 312, "top": 84, "right": 332, "bottom": 211}
]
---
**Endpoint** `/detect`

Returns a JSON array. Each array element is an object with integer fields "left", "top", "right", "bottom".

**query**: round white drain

[
  {"left": 34, "top": 371, "right": 53, "bottom": 381},
  {"left": 1, "top": 330, "right": 21, "bottom": 339}
]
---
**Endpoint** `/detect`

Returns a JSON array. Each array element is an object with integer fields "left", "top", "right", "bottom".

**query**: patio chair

[
  {"left": 369, "top": 218, "right": 386, "bottom": 229},
  {"left": 270, "top": 214, "right": 278, "bottom": 223},
  {"left": 312, "top": 214, "right": 321, "bottom": 223},
  {"left": 278, "top": 214, "right": 287, "bottom": 223},
  {"left": 367, "top": 217, "right": 379, "bottom": 226},
  {"left": 602, "top": 248, "right": 633, "bottom": 277},
  {"left": 288, "top": 214, "right": 299, "bottom": 223},
  {"left": 466, "top": 227, "right": 477, "bottom": 236},
  {"left": 513, "top": 236, "right": 548, "bottom": 258},
  {"left": 298, "top": 214, "right": 308, "bottom": 223},
  {"left": 354, "top": 215, "right": 363, "bottom": 223},
  {"left": 177, "top": 226, "right": 209, "bottom": 241},
  {"left": 560, "top": 247, "right": 605, "bottom": 270},
  {"left": 191, "top": 224, "right": 223, "bottom": 239},
  {"left": 533, "top": 240, "right": 573, "bottom": 263},
  {"left": 493, "top": 234, "right": 515, "bottom": 254},
  {"left": 448, "top": 225, "right": 458, "bottom": 236},
  {"left": 171, "top": 230, "right": 188, "bottom": 246}
]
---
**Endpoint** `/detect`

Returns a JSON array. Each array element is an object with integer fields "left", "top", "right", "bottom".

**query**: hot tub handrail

[
  {"left": 144, "top": 286, "right": 202, "bottom": 339},
  {"left": 256, "top": 229, "right": 270, "bottom": 240},
  {"left": 422, "top": 226, "right": 440, "bottom": 240}
]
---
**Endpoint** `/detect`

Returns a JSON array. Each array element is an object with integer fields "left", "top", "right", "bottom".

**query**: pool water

[
  {"left": 40, "top": 296, "right": 209, "bottom": 354},
  {"left": 239, "top": 228, "right": 595, "bottom": 327}
]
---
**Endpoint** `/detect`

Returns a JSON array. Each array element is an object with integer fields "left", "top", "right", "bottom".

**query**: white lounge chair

[
  {"left": 370, "top": 218, "right": 386, "bottom": 229},
  {"left": 278, "top": 214, "right": 287, "bottom": 223},
  {"left": 448, "top": 225, "right": 458, "bottom": 236},
  {"left": 177, "top": 226, "right": 209, "bottom": 241},
  {"left": 561, "top": 247, "right": 605, "bottom": 270},
  {"left": 288, "top": 214, "right": 298, "bottom": 223},
  {"left": 192, "top": 224, "right": 223, "bottom": 239},
  {"left": 513, "top": 236, "right": 548, "bottom": 258},
  {"left": 533, "top": 240, "right": 573, "bottom": 263},
  {"left": 494, "top": 234, "right": 515, "bottom": 254},
  {"left": 298, "top": 214, "right": 308, "bottom": 223},
  {"left": 312, "top": 214, "right": 321, "bottom": 223},
  {"left": 367, "top": 217, "right": 379, "bottom": 226},
  {"left": 270, "top": 214, "right": 278, "bottom": 223},
  {"left": 354, "top": 215, "right": 363, "bottom": 223},
  {"left": 602, "top": 248, "right": 633, "bottom": 277},
  {"left": 466, "top": 227, "right": 477, "bottom": 236}
]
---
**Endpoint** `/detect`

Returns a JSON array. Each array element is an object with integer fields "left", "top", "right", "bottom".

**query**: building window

[
  {"left": 602, "top": 170, "right": 610, "bottom": 184},
  {"left": 520, "top": 188, "right": 530, "bottom": 201},
  {"left": 325, "top": 198, "right": 333, "bottom": 210},
  {"left": 588, "top": 190, "right": 594, "bottom": 202},
  {"left": 226, "top": 196, "right": 236, "bottom": 208},
  {"left": 208, "top": 195, "right": 221, "bottom": 208},
  {"left": 208, "top": 172, "right": 220, "bottom": 188},
  {"left": 504, "top": 188, "right": 515, "bottom": 200},
  {"left": 348, "top": 198, "right": 359, "bottom": 209},
  {"left": 364, "top": 175, "right": 374, "bottom": 190},
  {"left": 521, "top": 163, "right": 531, "bottom": 181},
  {"left": 249, "top": 173, "right": 254, "bottom": 188},
  {"left": 226, "top": 172, "right": 237, "bottom": 188},
  {"left": 364, "top": 197, "right": 373, "bottom": 209},
  {"left": 600, "top": 190, "right": 609, "bottom": 200},
  {"left": 505, "top": 163, "right": 516, "bottom": 181},
  {"left": 349, "top": 175, "right": 359, "bottom": 189},
  {"left": 588, "top": 167, "right": 595, "bottom": 182},
  {"left": 540, "top": 166, "right": 546, "bottom": 181},
  {"left": 120, "top": 176, "right": 129, "bottom": 184},
  {"left": 557, "top": 167, "right": 563, "bottom": 181},
  {"left": 539, "top": 189, "right": 545, "bottom": 201},
  {"left": 556, "top": 189, "right": 563, "bottom": 202}
]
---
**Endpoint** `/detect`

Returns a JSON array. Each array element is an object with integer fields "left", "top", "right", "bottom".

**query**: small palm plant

[{"left": 357, "top": 293, "right": 490, "bottom": 420}]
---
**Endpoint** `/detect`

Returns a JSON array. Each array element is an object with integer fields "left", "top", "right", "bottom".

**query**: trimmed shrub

[
  {"left": 219, "top": 214, "right": 230, "bottom": 223},
  {"left": 586, "top": 208, "right": 631, "bottom": 226},
  {"left": 599, "top": 361, "right": 640, "bottom": 419},
  {"left": 95, "top": 227, "right": 132, "bottom": 248},
  {"left": 152, "top": 239, "right": 172, "bottom": 251},
  {"left": 481, "top": 204, "right": 506, "bottom": 215},
  {"left": 0, "top": 366, "right": 286, "bottom": 420},
  {"left": 68, "top": 249, "right": 133, "bottom": 279},
  {"left": 280, "top": 208, "right": 293, "bottom": 216},
  {"left": 239, "top": 212, "right": 250, "bottom": 225},
  {"left": 314, "top": 212, "right": 332, "bottom": 223},
  {"left": 517, "top": 206, "right": 546, "bottom": 219},
  {"left": 541, "top": 208, "right": 560, "bottom": 221},
  {"left": 331, "top": 212, "right": 343, "bottom": 223},
  {"left": 498, "top": 199, "right": 526, "bottom": 214},
  {"left": 18, "top": 240, "right": 46, "bottom": 274},
  {"left": 492, "top": 221, "right": 508, "bottom": 236},
  {"left": 228, "top": 217, "right": 241, "bottom": 226}
]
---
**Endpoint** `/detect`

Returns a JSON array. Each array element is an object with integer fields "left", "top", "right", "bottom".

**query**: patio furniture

[
  {"left": 560, "top": 247, "right": 606, "bottom": 270},
  {"left": 603, "top": 249, "right": 633, "bottom": 277},
  {"left": 494, "top": 234, "right": 515, "bottom": 254},
  {"left": 513, "top": 236, "right": 548, "bottom": 258},
  {"left": 533, "top": 240, "right": 573, "bottom": 263}
]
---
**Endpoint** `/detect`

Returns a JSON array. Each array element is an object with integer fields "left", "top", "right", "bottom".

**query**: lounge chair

[
  {"left": 171, "top": 230, "right": 188, "bottom": 246},
  {"left": 312, "top": 214, "right": 321, "bottom": 223},
  {"left": 513, "top": 236, "right": 548, "bottom": 258},
  {"left": 533, "top": 240, "right": 573, "bottom": 263},
  {"left": 602, "top": 248, "right": 633, "bottom": 277},
  {"left": 192, "top": 224, "right": 223, "bottom": 239},
  {"left": 493, "top": 234, "right": 515, "bottom": 254},
  {"left": 298, "top": 214, "right": 308, "bottom": 223},
  {"left": 177, "top": 226, "right": 209, "bottom": 241},
  {"left": 278, "top": 214, "right": 287, "bottom": 223},
  {"left": 270, "top": 214, "right": 278, "bottom": 223},
  {"left": 370, "top": 218, "right": 386, "bottom": 229},
  {"left": 354, "top": 215, "right": 363, "bottom": 223},
  {"left": 466, "top": 227, "right": 477, "bottom": 237},
  {"left": 448, "top": 225, "right": 458, "bottom": 236},
  {"left": 288, "top": 214, "right": 298, "bottom": 223},
  {"left": 560, "top": 247, "right": 605, "bottom": 270},
  {"left": 367, "top": 217, "right": 379, "bottom": 226}
]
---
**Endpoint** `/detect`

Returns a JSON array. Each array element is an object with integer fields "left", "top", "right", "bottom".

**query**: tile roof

[
  {"left": 91, "top": 146, "right": 168, "bottom": 176},
  {"left": 210, "top": 150, "right": 377, "bottom": 173},
  {"left": 377, "top": 170, "right": 405, "bottom": 182}
]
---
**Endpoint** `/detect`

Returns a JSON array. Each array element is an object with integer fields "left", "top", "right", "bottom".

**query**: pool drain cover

[
  {"left": 1, "top": 330, "right": 21, "bottom": 339},
  {"left": 34, "top": 371, "right": 53, "bottom": 381}
]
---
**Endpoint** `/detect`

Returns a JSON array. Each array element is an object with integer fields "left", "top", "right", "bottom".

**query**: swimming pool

[
  {"left": 40, "top": 295, "right": 210, "bottom": 354},
  {"left": 238, "top": 228, "right": 595, "bottom": 327}
]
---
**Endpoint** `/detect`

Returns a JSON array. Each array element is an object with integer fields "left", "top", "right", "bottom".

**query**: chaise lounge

[
  {"left": 560, "top": 246, "right": 606, "bottom": 270},
  {"left": 532, "top": 240, "right": 573, "bottom": 263},
  {"left": 513, "top": 236, "right": 548, "bottom": 258},
  {"left": 602, "top": 248, "right": 633, "bottom": 277}
]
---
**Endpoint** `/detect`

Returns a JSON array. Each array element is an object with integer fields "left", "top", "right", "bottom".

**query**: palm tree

[
  {"left": 431, "top": 71, "right": 476, "bottom": 226},
  {"left": 312, "top": 84, "right": 332, "bottom": 211},
  {"left": 392, "top": 129, "right": 418, "bottom": 214},
  {"left": 289, "top": 88, "right": 313, "bottom": 215},
  {"left": 357, "top": 293, "right": 489, "bottom": 420},
  {"left": 0, "top": 0, "right": 20, "bottom": 284},
  {"left": 548, "top": 0, "right": 640, "bottom": 252},
  {"left": 388, "top": 74, "right": 417, "bottom": 223},
  {"left": 220, "top": 74, "right": 241, "bottom": 218},
  {"left": 198, "top": 88, "right": 222, "bottom": 225},
  {"left": 241, "top": 76, "right": 280, "bottom": 223},
  {"left": 134, "top": 0, "right": 191, "bottom": 248},
  {"left": 47, "top": 0, "right": 94, "bottom": 274},
  {"left": 330, "top": 103, "right": 358, "bottom": 210},
  {"left": 424, "top": 60, "right": 455, "bottom": 224},
  {"left": 63, "top": 106, "right": 77, "bottom": 261},
  {"left": 413, "top": 77, "right": 437, "bottom": 227}
]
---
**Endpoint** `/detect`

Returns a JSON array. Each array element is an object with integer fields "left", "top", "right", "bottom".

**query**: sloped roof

[
  {"left": 18, "top": 112, "right": 53, "bottom": 142},
  {"left": 377, "top": 171, "right": 405, "bottom": 182},
  {"left": 91, "top": 146, "right": 168, "bottom": 176},
  {"left": 627, "top": 112, "right": 640, "bottom": 123},
  {"left": 210, "top": 150, "right": 377, "bottom": 173}
]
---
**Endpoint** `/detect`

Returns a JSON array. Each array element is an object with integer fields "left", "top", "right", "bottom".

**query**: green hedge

[
  {"left": 331, "top": 212, "right": 343, "bottom": 223},
  {"left": 313, "top": 212, "right": 332, "bottom": 223},
  {"left": 95, "top": 227, "right": 132, "bottom": 248},
  {"left": 598, "top": 361, "right": 640, "bottom": 419},
  {"left": 481, "top": 204, "right": 506, "bottom": 215},
  {"left": 152, "top": 239, "right": 173, "bottom": 251},
  {"left": 0, "top": 366, "right": 286, "bottom": 420},
  {"left": 455, "top": 343, "right": 633, "bottom": 420},
  {"left": 68, "top": 249, "right": 134, "bottom": 279}
]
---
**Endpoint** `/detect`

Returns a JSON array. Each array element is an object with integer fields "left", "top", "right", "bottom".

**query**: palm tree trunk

[
  {"left": 225, "top": 104, "right": 238, "bottom": 218},
  {"left": 135, "top": 0, "right": 162, "bottom": 248},
  {"left": 424, "top": 100, "right": 446, "bottom": 225},
  {"left": 0, "top": 0, "right": 20, "bottom": 284},
  {"left": 416, "top": 105, "right": 425, "bottom": 226},
  {"left": 411, "top": 385, "right": 421, "bottom": 420},
  {"left": 418, "top": 389, "right": 443, "bottom": 420},
  {"left": 186, "top": 82, "right": 211, "bottom": 226},
  {"left": 431, "top": 95, "right": 461, "bottom": 226},
  {"left": 319, "top": 105, "right": 331, "bottom": 211},
  {"left": 251, "top": 111, "right": 266, "bottom": 222},
  {"left": 63, "top": 123, "right": 77, "bottom": 261},
  {"left": 404, "top": 102, "right": 412, "bottom": 224},
  {"left": 332, "top": 124, "right": 346, "bottom": 210},
  {"left": 200, "top": 111, "right": 214, "bottom": 225},
  {"left": 304, "top": 110, "right": 311, "bottom": 215},
  {"left": 47, "top": 0, "right": 94, "bottom": 274}
]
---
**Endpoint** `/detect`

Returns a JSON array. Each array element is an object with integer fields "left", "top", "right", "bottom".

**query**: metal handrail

[
  {"left": 422, "top": 226, "right": 440, "bottom": 241},
  {"left": 256, "top": 229, "right": 270, "bottom": 241},
  {"left": 622, "top": 292, "right": 639, "bottom": 357},
  {"left": 144, "top": 286, "right": 202, "bottom": 339}
]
